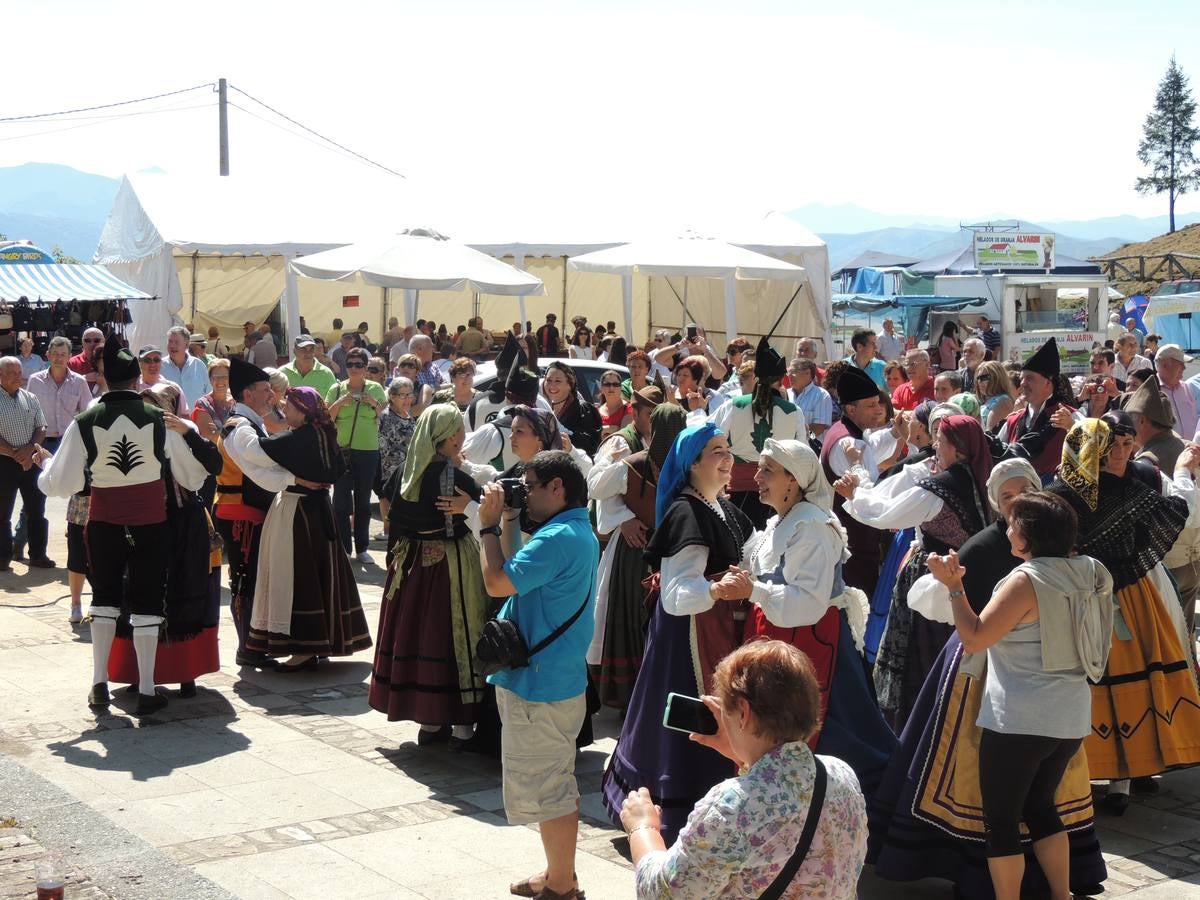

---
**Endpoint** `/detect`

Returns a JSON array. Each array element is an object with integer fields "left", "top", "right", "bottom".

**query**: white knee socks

[
  {"left": 132, "top": 625, "right": 159, "bottom": 696},
  {"left": 90, "top": 617, "right": 116, "bottom": 686}
]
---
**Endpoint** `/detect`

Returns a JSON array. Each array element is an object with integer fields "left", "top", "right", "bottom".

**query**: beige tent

[{"left": 95, "top": 173, "right": 831, "bottom": 357}]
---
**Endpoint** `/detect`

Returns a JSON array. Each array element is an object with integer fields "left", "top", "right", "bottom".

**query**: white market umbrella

[
  {"left": 289, "top": 228, "right": 545, "bottom": 326},
  {"left": 568, "top": 234, "right": 804, "bottom": 340}
]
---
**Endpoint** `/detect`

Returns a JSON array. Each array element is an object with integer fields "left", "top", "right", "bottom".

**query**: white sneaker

[{"left": 356, "top": 551, "right": 375, "bottom": 566}]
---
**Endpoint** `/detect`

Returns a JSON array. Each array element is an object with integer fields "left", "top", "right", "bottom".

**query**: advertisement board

[
  {"left": 1006, "top": 329, "right": 1101, "bottom": 374},
  {"left": 973, "top": 233, "right": 1056, "bottom": 270}
]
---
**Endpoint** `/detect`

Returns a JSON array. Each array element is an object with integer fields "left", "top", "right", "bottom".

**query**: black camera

[{"left": 497, "top": 477, "right": 529, "bottom": 508}]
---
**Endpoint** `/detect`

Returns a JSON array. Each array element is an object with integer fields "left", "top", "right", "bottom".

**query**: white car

[{"left": 473, "top": 358, "right": 630, "bottom": 403}]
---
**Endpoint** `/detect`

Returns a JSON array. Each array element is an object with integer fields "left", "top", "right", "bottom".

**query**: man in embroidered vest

[
  {"left": 215, "top": 357, "right": 292, "bottom": 670},
  {"left": 995, "top": 336, "right": 1074, "bottom": 483},
  {"left": 710, "top": 335, "right": 807, "bottom": 529},
  {"left": 36, "top": 339, "right": 210, "bottom": 714},
  {"left": 821, "top": 364, "right": 885, "bottom": 596}
]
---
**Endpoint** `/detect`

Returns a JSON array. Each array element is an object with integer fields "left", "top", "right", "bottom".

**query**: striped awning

[{"left": 0, "top": 263, "right": 151, "bottom": 302}]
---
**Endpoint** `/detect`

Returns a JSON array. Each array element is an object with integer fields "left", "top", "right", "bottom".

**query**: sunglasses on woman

[
  {"left": 367, "top": 367, "right": 384, "bottom": 374},
  {"left": 601, "top": 380, "right": 621, "bottom": 387},
  {"left": 345, "top": 361, "right": 366, "bottom": 369}
]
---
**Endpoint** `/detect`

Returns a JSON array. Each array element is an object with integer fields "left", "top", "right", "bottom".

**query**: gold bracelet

[{"left": 627, "top": 823, "right": 660, "bottom": 841}]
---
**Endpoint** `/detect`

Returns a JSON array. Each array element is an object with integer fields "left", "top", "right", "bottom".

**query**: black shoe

[
  {"left": 235, "top": 651, "right": 278, "bottom": 669},
  {"left": 27, "top": 556, "right": 57, "bottom": 569},
  {"left": 1101, "top": 791, "right": 1130, "bottom": 816},
  {"left": 87, "top": 683, "right": 110, "bottom": 710},
  {"left": 417, "top": 726, "right": 450, "bottom": 747},
  {"left": 179, "top": 681, "right": 197, "bottom": 698},
  {"left": 136, "top": 691, "right": 169, "bottom": 716},
  {"left": 1131, "top": 775, "right": 1161, "bottom": 794},
  {"left": 12, "top": 546, "right": 24, "bottom": 561},
  {"left": 276, "top": 656, "right": 320, "bottom": 674}
]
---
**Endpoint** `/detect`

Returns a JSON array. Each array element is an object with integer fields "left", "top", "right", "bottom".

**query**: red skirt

[{"left": 108, "top": 625, "right": 220, "bottom": 685}]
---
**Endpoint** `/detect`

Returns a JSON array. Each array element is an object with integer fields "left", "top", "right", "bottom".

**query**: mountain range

[{"left": 2, "top": 163, "right": 1199, "bottom": 270}]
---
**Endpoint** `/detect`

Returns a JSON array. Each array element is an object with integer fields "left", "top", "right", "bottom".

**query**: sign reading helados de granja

[
  {"left": 1009, "top": 329, "right": 1101, "bottom": 374},
  {"left": 973, "top": 233, "right": 1056, "bottom": 270}
]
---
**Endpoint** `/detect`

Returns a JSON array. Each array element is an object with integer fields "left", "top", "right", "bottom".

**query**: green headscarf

[
  {"left": 399, "top": 404, "right": 466, "bottom": 502},
  {"left": 948, "top": 392, "right": 981, "bottom": 420}
]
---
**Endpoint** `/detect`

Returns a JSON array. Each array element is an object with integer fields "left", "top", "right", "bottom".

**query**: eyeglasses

[
  {"left": 143, "top": 358, "right": 163, "bottom": 365},
  {"left": 367, "top": 367, "right": 384, "bottom": 374},
  {"left": 393, "top": 391, "right": 414, "bottom": 398},
  {"left": 976, "top": 374, "right": 991, "bottom": 382},
  {"left": 345, "top": 361, "right": 366, "bottom": 369},
  {"left": 399, "top": 364, "right": 417, "bottom": 371},
  {"left": 83, "top": 338, "right": 103, "bottom": 344}
]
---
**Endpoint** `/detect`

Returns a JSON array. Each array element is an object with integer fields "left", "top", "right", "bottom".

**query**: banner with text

[
  {"left": 1007, "top": 329, "right": 1101, "bottom": 374},
  {"left": 973, "top": 233, "right": 1056, "bottom": 270}
]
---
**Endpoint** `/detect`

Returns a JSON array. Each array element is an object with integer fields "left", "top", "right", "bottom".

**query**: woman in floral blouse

[
  {"left": 376, "top": 376, "right": 417, "bottom": 544},
  {"left": 620, "top": 640, "right": 868, "bottom": 899}
]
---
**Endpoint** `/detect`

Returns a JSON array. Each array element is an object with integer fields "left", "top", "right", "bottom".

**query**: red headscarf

[{"left": 938, "top": 414, "right": 993, "bottom": 516}]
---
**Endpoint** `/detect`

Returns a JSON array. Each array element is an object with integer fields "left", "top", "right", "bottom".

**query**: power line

[
  {"left": 227, "top": 83, "right": 406, "bottom": 180},
  {"left": 0, "top": 103, "right": 214, "bottom": 143},
  {"left": 226, "top": 101, "right": 382, "bottom": 171},
  {"left": 0, "top": 82, "right": 215, "bottom": 124}
]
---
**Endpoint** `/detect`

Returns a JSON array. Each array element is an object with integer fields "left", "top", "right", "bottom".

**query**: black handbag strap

[
  {"left": 758, "top": 756, "right": 827, "bottom": 900},
  {"left": 522, "top": 570, "right": 595, "bottom": 660}
]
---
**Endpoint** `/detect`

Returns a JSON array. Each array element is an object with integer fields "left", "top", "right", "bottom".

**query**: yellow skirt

[
  {"left": 915, "top": 655, "right": 1094, "bottom": 840},
  {"left": 1086, "top": 576, "right": 1200, "bottom": 779}
]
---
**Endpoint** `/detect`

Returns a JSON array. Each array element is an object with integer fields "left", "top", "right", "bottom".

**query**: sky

[{"left": 3, "top": 0, "right": 1200, "bottom": 230}]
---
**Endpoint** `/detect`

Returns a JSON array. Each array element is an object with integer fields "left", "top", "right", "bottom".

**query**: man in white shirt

[
  {"left": 1112, "top": 333, "right": 1152, "bottom": 383},
  {"left": 1156, "top": 344, "right": 1200, "bottom": 440},
  {"left": 876, "top": 318, "right": 905, "bottom": 362}
]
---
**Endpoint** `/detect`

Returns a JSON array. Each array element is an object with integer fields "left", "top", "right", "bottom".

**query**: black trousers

[
  {"left": 216, "top": 517, "right": 263, "bottom": 652},
  {"left": 978, "top": 728, "right": 1082, "bottom": 857},
  {"left": 86, "top": 521, "right": 169, "bottom": 620},
  {"left": 0, "top": 456, "right": 47, "bottom": 564}
]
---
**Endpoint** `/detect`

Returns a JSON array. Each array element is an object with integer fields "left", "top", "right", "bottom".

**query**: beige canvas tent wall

[{"left": 96, "top": 173, "right": 830, "bottom": 358}]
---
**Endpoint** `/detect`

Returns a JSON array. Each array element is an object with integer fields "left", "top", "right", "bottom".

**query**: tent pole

[
  {"left": 190, "top": 252, "right": 199, "bottom": 321},
  {"left": 381, "top": 286, "right": 388, "bottom": 340},
  {"left": 560, "top": 255, "right": 568, "bottom": 328},
  {"left": 682, "top": 277, "right": 689, "bottom": 330}
]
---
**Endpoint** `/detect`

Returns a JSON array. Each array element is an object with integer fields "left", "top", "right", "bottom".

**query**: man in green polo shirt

[{"left": 279, "top": 334, "right": 336, "bottom": 396}]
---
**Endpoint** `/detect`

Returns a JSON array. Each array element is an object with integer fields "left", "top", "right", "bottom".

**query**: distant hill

[{"left": 0, "top": 163, "right": 120, "bottom": 261}]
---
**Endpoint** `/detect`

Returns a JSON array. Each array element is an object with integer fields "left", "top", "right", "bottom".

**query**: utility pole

[{"left": 218, "top": 78, "right": 229, "bottom": 176}]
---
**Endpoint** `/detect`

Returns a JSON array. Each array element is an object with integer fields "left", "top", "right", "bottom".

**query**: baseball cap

[
  {"left": 138, "top": 344, "right": 162, "bottom": 359},
  {"left": 294, "top": 334, "right": 317, "bottom": 348},
  {"left": 1155, "top": 343, "right": 1194, "bottom": 364}
]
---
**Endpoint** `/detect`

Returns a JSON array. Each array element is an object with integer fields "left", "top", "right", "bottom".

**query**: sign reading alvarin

[{"left": 973, "top": 233, "right": 1056, "bottom": 270}]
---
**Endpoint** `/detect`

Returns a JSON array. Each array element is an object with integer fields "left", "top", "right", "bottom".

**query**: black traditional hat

[
  {"left": 753, "top": 335, "right": 786, "bottom": 380},
  {"left": 504, "top": 353, "right": 539, "bottom": 405},
  {"left": 1021, "top": 337, "right": 1060, "bottom": 379},
  {"left": 228, "top": 356, "right": 270, "bottom": 401},
  {"left": 836, "top": 365, "right": 879, "bottom": 404},
  {"left": 102, "top": 336, "right": 140, "bottom": 383},
  {"left": 495, "top": 333, "right": 526, "bottom": 372}
]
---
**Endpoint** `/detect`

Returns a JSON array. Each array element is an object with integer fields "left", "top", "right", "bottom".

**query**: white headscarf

[
  {"left": 985, "top": 458, "right": 1041, "bottom": 515},
  {"left": 927, "top": 402, "right": 962, "bottom": 437},
  {"left": 761, "top": 438, "right": 834, "bottom": 513}
]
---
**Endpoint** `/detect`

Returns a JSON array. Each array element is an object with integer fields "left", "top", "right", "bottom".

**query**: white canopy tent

[
  {"left": 94, "top": 173, "right": 833, "bottom": 358},
  {"left": 288, "top": 229, "right": 545, "bottom": 329},
  {"left": 569, "top": 235, "right": 806, "bottom": 351},
  {"left": 0, "top": 262, "right": 151, "bottom": 302}
]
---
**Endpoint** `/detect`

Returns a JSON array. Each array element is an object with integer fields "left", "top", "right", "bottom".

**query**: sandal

[{"left": 511, "top": 873, "right": 582, "bottom": 899}]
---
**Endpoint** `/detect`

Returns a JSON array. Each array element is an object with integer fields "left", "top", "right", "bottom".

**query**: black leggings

[{"left": 978, "top": 728, "right": 1082, "bottom": 857}]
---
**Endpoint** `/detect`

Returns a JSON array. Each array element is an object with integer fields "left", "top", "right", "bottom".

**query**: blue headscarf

[{"left": 655, "top": 422, "right": 721, "bottom": 527}]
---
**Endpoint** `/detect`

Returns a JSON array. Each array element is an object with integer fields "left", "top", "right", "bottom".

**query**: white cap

[{"left": 1155, "top": 343, "right": 1194, "bottom": 364}]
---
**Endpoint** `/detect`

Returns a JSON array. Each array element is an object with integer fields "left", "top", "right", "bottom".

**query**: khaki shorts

[{"left": 495, "top": 687, "right": 586, "bottom": 825}]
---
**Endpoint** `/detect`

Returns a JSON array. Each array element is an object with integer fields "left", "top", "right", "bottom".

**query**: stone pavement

[{"left": 2, "top": 496, "right": 1200, "bottom": 898}]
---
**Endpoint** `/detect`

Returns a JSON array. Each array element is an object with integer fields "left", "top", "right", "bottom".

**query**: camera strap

[{"left": 517, "top": 570, "right": 595, "bottom": 661}]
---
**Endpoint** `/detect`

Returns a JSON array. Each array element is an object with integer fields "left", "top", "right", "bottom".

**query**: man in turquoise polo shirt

[
  {"left": 846, "top": 328, "right": 887, "bottom": 389},
  {"left": 280, "top": 334, "right": 336, "bottom": 396},
  {"left": 479, "top": 450, "right": 599, "bottom": 900}
]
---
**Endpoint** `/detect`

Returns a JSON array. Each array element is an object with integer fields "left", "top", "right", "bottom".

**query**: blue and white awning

[{"left": 0, "top": 263, "right": 151, "bottom": 302}]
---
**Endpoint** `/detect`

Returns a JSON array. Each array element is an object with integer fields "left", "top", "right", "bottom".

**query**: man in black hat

[
  {"left": 36, "top": 338, "right": 211, "bottom": 713},
  {"left": 995, "top": 337, "right": 1075, "bottom": 481},
  {"left": 465, "top": 335, "right": 554, "bottom": 434},
  {"left": 463, "top": 352, "right": 552, "bottom": 472},
  {"left": 820, "top": 364, "right": 886, "bottom": 595},
  {"left": 710, "top": 336, "right": 807, "bottom": 527},
  {"left": 213, "top": 357, "right": 293, "bottom": 669}
]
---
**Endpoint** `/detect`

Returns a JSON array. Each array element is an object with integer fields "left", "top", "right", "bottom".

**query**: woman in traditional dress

[
  {"left": 541, "top": 360, "right": 602, "bottom": 457},
  {"left": 588, "top": 401, "right": 687, "bottom": 709},
  {"left": 1047, "top": 412, "right": 1200, "bottom": 812},
  {"left": 108, "top": 382, "right": 224, "bottom": 696},
  {"left": 835, "top": 413, "right": 992, "bottom": 731},
  {"left": 368, "top": 404, "right": 488, "bottom": 748},
  {"left": 868, "top": 459, "right": 1111, "bottom": 899},
  {"left": 601, "top": 423, "right": 754, "bottom": 842},
  {"left": 739, "top": 438, "right": 897, "bottom": 796},
  {"left": 246, "top": 387, "right": 372, "bottom": 670}
]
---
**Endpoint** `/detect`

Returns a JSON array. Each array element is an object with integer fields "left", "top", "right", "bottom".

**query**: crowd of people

[{"left": 5, "top": 306, "right": 1200, "bottom": 899}]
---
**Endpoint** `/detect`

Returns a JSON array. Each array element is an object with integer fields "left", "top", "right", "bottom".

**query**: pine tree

[{"left": 1136, "top": 56, "right": 1200, "bottom": 233}]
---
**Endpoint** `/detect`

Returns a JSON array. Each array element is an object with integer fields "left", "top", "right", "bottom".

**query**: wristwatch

[{"left": 479, "top": 524, "right": 502, "bottom": 537}]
